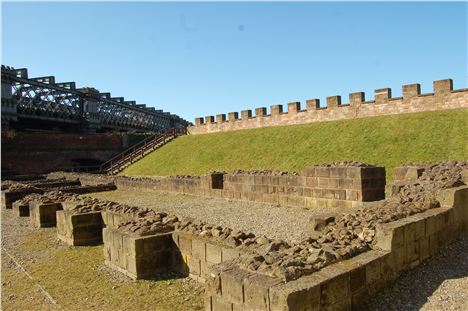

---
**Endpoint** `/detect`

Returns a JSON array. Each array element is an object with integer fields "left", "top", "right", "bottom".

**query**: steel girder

[{"left": 1, "top": 65, "right": 189, "bottom": 131}]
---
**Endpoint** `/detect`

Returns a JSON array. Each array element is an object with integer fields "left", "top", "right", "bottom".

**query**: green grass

[{"left": 122, "top": 109, "right": 468, "bottom": 179}]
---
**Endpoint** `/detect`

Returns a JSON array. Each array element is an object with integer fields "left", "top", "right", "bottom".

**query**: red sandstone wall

[
  {"left": 189, "top": 79, "right": 468, "bottom": 135},
  {"left": 1, "top": 132, "right": 124, "bottom": 174}
]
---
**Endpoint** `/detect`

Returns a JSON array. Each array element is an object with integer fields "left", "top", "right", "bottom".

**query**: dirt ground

[{"left": 2, "top": 190, "right": 467, "bottom": 311}]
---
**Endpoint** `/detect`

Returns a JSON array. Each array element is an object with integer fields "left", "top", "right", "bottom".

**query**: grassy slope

[{"left": 122, "top": 109, "right": 468, "bottom": 179}]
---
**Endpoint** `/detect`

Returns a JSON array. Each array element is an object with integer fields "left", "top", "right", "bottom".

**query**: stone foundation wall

[
  {"left": 29, "top": 201, "right": 63, "bottom": 228},
  {"left": 56, "top": 211, "right": 104, "bottom": 246},
  {"left": 189, "top": 80, "right": 468, "bottom": 135},
  {"left": 51, "top": 164, "right": 385, "bottom": 208},
  {"left": 205, "top": 185, "right": 468, "bottom": 311}
]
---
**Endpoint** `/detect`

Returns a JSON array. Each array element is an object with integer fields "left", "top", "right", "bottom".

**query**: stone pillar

[
  {"left": 402, "top": 84, "right": 421, "bottom": 99},
  {"left": 374, "top": 88, "right": 391, "bottom": 104}
]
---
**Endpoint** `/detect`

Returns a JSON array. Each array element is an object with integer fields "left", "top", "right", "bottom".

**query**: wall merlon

[
  {"left": 228, "top": 112, "right": 239, "bottom": 122},
  {"left": 195, "top": 117, "right": 205, "bottom": 126},
  {"left": 433, "top": 79, "right": 453, "bottom": 95},
  {"left": 216, "top": 114, "right": 226, "bottom": 123},
  {"left": 349, "top": 92, "right": 365, "bottom": 106},
  {"left": 205, "top": 116, "right": 215, "bottom": 124},
  {"left": 375, "top": 88, "right": 392, "bottom": 104},
  {"left": 255, "top": 107, "right": 267, "bottom": 117},
  {"left": 326, "top": 96, "right": 341, "bottom": 108},
  {"left": 270, "top": 104, "right": 283, "bottom": 115},
  {"left": 402, "top": 84, "right": 421, "bottom": 99},
  {"left": 241, "top": 110, "right": 252, "bottom": 120},
  {"left": 306, "top": 99, "right": 320, "bottom": 110},
  {"left": 188, "top": 78, "right": 467, "bottom": 134},
  {"left": 288, "top": 102, "right": 301, "bottom": 114}
]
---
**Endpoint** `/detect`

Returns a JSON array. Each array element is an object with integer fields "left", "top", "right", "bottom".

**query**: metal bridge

[{"left": 1, "top": 65, "right": 189, "bottom": 132}]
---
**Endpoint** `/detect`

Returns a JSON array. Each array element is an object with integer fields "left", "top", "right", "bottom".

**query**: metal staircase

[{"left": 99, "top": 128, "right": 186, "bottom": 175}]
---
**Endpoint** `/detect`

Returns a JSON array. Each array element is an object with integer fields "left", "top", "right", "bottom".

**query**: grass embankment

[{"left": 122, "top": 109, "right": 468, "bottom": 179}]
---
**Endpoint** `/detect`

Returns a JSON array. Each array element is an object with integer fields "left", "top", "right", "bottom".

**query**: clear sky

[{"left": 2, "top": 2, "right": 467, "bottom": 122}]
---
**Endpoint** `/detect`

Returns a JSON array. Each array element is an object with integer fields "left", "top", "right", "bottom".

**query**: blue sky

[{"left": 2, "top": 2, "right": 467, "bottom": 122}]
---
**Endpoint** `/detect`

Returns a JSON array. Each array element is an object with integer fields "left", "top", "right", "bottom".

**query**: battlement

[{"left": 189, "top": 79, "right": 468, "bottom": 135}]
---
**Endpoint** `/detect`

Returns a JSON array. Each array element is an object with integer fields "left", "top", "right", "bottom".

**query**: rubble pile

[{"left": 233, "top": 160, "right": 468, "bottom": 281}]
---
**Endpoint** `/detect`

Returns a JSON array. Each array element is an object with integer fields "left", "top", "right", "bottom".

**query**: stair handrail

[{"left": 99, "top": 127, "right": 185, "bottom": 173}]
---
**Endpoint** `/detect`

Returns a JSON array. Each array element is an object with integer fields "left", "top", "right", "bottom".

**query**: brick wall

[
  {"left": 189, "top": 79, "right": 468, "bottom": 135},
  {"left": 2, "top": 131, "right": 125, "bottom": 174}
]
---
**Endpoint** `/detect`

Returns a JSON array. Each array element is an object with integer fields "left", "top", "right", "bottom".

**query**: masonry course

[{"left": 189, "top": 79, "right": 468, "bottom": 135}]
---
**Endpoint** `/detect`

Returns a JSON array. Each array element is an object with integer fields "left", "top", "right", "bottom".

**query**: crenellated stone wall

[{"left": 189, "top": 79, "right": 468, "bottom": 134}]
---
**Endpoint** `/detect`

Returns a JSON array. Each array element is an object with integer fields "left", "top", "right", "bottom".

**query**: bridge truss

[{"left": 1, "top": 65, "right": 189, "bottom": 132}]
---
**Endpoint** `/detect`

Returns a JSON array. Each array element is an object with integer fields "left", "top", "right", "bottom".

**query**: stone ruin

[{"left": 2, "top": 160, "right": 468, "bottom": 311}]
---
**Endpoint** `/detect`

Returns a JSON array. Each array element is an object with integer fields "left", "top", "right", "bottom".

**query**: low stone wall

[
  {"left": 1, "top": 188, "right": 44, "bottom": 209},
  {"left": 205, "top": 185, "right": 468, "bottom": 311},
  {"left": 173, "top": 232, "right": 243, "bottom": 283},
  {"left": 103, "top": 228, "right": 176, "bottom": 279},
  {"left": 51, "top": 163, "right": 386, "bottom": 208},
  {"left": 56, "top": 211, "right": 104, "bottom": 246},
  {"left": 102, "top": 227, "right": 245, "bottom": 282}
]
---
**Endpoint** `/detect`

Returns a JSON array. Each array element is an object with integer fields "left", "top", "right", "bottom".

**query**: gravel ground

[
  {"left": 359, "top": 233, "right": 468, "bottom": 311},
  {"left": 86, "top": 190, "right": 359, "bottom": 244}
]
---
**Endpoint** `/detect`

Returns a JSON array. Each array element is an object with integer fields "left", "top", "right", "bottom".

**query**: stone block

[
  {"left": 206, "top": 243, "right": 223, "bottom": 264},
  {"left": 211, "top": 295, "right": 233, "bottom": 311},
  {"left": 373, "top": 218, "right": 408, "bottom": 250},
  {"left": 244, "top": 274, "right": 282, "bottom": 311},
  {"left": 191, "top": 238, "right": 206, "bottom": 261},
  {"left": 179, "top": 235, "right": 192, "bottom": 255},
  {"left": 318, "top": 265, "right": 350, "bottom": 306},
  {"left": 269, "top": 273, "right": 323, "bottom": 311},
  {"left": 221, "top": 267, "right": 250, "bottom": 304},
  {"left": 30, "top": 201, "right": 63, "bottom": 228},
  {"left": 12, "top": 201, "right": 30, "bottom": 217},
  {"left": 56, "top": 210, "right": 104, "bottom": 246},
  {"left": 222, "top": 247, "right": 240, "bottom": 262},
  {"left": 103, "top": 229, "right": 175, "bottom": 280}
]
